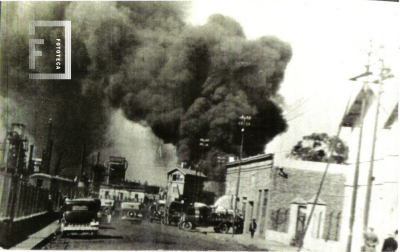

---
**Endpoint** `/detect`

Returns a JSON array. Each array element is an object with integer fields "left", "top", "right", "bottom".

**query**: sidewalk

[
  {"left": 198, "top": 227, "right": 313, "bottom": 252},
  {"left": 229, "top": 233, "right": 298, "bottom": 251},
  {"left": 11, "top": 220, "right": 60, "bottom": 250}
]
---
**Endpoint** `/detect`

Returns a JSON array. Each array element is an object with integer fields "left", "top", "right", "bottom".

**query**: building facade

[
  {"left": 225, "top": 154, "right": 347, "bottom": 251},
  {"left": 265, "top": 76, "right": 398, "bottom": 252},
  {"left": 166, "top": 167, "right": 206, "bottom": 206}
]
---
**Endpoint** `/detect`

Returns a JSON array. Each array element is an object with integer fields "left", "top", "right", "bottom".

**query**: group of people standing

[{"left": 359, "top": 227, "right": 398, "bottom": 252}]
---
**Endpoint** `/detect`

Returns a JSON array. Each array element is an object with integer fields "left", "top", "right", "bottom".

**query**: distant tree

[{"left": 288, "top": 133, "right": 348, "bottom": 164}]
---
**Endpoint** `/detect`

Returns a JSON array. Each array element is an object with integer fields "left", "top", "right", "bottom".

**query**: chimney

[
  {"left": 54, "top": 152, "right": 63, "bottom": 176},
  {"left": 80, "top": 144, "right": 86, "bottom": 180},
  {"left": 46, "top": 140, "right": 53, "bottom": 174},
  {"left": 27, "top": 145, "right": 34, "bottom": 175},
  {"left": 41, "top": 150, "right": 46, "bottom": 173},
  {"left": 96, "top": 152, "right": 100, "bottom": 165}
]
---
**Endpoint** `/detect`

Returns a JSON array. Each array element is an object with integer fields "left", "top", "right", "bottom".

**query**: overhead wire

[{"left": 283, "top": 92, "right": 318, "bottom": 118}]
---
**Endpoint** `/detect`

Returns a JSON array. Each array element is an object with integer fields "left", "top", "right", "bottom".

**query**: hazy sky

[{"left": 187, "top": 0, "right": 400, "bottom": 155}]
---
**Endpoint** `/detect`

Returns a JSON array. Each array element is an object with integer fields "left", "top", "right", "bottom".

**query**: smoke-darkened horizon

[{"left": 0, "top": 1, "right": 292, "bottom": 183}]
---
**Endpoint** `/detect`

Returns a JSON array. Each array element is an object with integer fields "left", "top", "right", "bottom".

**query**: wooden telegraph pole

[
  {"left": 232, "top": 115, "right": 251, "bottom": 238},
  {"left": 346, "top": 45, "right": 373, "bottom": 252},
  {"left": 363, "top": 48, "right": 393, "bottom": 239}
]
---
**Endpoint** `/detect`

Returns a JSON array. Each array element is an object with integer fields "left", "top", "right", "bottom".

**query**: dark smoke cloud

[{"left": 1, "top": 2, "right": 292, "bottom": 182}]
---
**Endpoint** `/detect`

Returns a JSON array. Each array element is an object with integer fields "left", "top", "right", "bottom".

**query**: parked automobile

[
  {"left": 149, "top": 200, "right": 165, "bottom": 223},
  {"left": 165, "top": 201, "right": 185, "bottom": 226},
  {"left": 61, "top": 198, "right": 100, "bottom": 236},
  {"left": 120, "top": 202, "right": 143, "bottom": 223}
]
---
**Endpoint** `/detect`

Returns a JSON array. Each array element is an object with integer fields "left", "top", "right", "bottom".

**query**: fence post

[
  {"left": 7, "top": 176, "right": 19, "bottom": 221},
  {"left": 335, "top": 212, "right": 341, "bottom": 241},
  {"left": 28, "top": 185, "right": 33, "bottom": 216}
]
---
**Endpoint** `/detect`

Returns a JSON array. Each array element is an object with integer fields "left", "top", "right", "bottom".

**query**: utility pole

[
  {"left": 217, "top": 156, "right": 225, "bottom": 196},
  {"left": 298, "top": 96, "right": 353, "bottom": 252},
  {"left": 232, "top": 115, "right": 251, "bottom": 238},
  {"left": 363, "top": 50, "right": 393, "bottom": 238},
  {"left": 217, "top": 156, "right": 225, "bottom": 181},
  {"left": 346, "top": 48, "right": 372, "bottom": 252},
  {"left": 197, "top": 138, "right": 209, "bottom": 202}
]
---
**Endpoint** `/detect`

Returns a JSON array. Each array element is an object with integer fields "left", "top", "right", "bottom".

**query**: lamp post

[{"left": 233, "top": 115, "right": 251, "bottom": 238}]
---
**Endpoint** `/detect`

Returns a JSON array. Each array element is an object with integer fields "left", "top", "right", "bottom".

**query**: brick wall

[
  {"left": 270, "top": 166, "right": 346, "bottom": 240},
  {"left": 225, "top": 156, "right": 347, "bottom": 242}
]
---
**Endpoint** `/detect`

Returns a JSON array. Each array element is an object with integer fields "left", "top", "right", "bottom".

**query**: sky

[{"left": 187, "top": 0, "right": 400, "bottom": 157}]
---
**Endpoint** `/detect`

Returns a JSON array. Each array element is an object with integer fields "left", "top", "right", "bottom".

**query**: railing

[
  {"left": 0, "top": 172, "right": 60, "bottom": 222},
  {"left": 0, "top": 173, "right": 13, "bottom": 221}
]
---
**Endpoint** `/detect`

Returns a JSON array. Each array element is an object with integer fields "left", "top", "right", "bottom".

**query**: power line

[
  {"left": 283, "top": 92, "right": 318, "bottom": 118},
  {"left": 284, "top": 92, "right": 318, "bottom": 113}
]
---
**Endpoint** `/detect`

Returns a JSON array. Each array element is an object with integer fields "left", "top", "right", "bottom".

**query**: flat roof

[{"left": 225, "top": 153, "right": 274, "bottom": 168}]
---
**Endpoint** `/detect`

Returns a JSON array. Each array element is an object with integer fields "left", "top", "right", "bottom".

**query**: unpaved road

[{"left": 42, "top": 218, "right": 266, "bottom": 250}]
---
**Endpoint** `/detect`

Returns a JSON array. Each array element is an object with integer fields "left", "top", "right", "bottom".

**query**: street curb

[
  {"left": 11, "top": 220, "right": 60, "bottom": 250},
  {"left": 31, "top": 227, "right": 60, "bottom": 250}
]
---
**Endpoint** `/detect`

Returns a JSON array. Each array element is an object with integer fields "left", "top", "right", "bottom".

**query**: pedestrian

[
  {"left": 249, "top": 219, "right": 257, "bottom": 239},
  {"left": 364, "top": 227, "right": 379, "bottom": 252},
  {"left": 107, "top": 203, "right": 112, "bottom": 224},
  {"left": 382, "top": 230, "right": 398, "bottom": 252}
]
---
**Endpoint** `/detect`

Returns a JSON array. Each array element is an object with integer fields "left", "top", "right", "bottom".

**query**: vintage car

[
  {"left": 165, "top": 201, "right": 185, "bottom": 226},
  {"left": 149, "top": 201, "right": 165, "bottom": 223},
  {"left": 61, "top": 198, "right": 100, "bottom": 236},
  {"left": 120, "top": 202, "right": 143, "bottom": 223}
]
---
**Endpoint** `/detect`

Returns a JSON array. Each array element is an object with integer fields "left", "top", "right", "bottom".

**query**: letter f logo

[{"left": 29, "top": 39, "right": 44, "bottom": 69}]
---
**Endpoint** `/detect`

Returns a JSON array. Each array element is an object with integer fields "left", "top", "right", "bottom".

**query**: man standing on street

[
  {"left": 249, "top": 219, "right": 257, "bottom": 239},
  {"left": 364, "top": 227, "right": 379, "bottom": 252},
  {"left": 382, "top": 230, "right": 398, "bottom": 252}
]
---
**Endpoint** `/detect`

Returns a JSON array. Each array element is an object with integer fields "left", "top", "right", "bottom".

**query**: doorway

[{"left": 295, "top": 205, "right": 307, "bottom": 246}]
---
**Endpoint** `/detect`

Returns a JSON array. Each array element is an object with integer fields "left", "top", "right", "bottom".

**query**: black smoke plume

[{"left": 1, "top": 2, "right": 292, "bottom": 182}]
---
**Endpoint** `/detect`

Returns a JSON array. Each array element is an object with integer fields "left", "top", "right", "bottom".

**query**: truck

[{"left": 179, "top": 203, "right": 244, "bottom": 234}]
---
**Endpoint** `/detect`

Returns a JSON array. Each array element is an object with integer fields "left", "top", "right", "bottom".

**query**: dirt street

[{"left": 42, "top": 218, "right": 267, "bottom": 250}]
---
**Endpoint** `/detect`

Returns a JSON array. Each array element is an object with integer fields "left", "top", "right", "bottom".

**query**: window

[
  {"left": 263, "top": 190, "right": 269, "bottom": 206},
  {"left": 72, "top": 205, "right": 88, "bottom": 211},
  {"left": 172, "top": 173, "right": 183, "bottom": 181},
  {"left": 105, "top": 191, "right": 109, "bottom": 199},
  {"left": 256, "top": 190, "right": 262, "bottom": 220},
  {"left": 242, "top": 197, "right": 247, "bottom": 219},
  {"left": 36, "top": 179, "right": 43, "bottom": 187}
]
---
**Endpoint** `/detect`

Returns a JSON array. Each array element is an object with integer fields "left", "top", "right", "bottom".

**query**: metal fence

[
  {"left": 0, "top": 173, "right": 52, "bottom": 222},
  {"left": 0, "top": 173, "right": 13, "bottom": 221}
]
